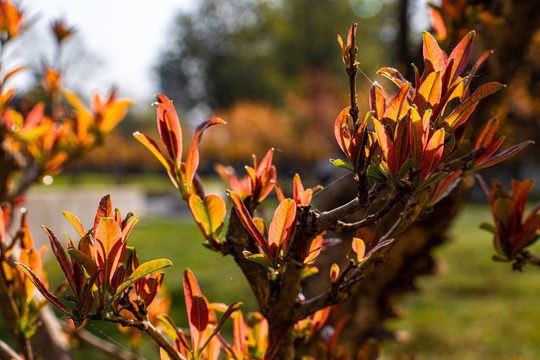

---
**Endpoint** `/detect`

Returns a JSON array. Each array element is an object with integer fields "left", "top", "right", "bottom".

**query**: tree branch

[
  {"left": 328, "top": 190, "right": 407, "bottom": 232},
  {"left": 0, "top": 339, "right": 23, "bottom": 360},
  {"left": 65, "top": 326, "right": 135, "bottom": 360},
  {"left": 443, "top": 148, "right": 484, "bottom": 172},
  {"left": 312, "top": 183, "right": 389, "bottom": 234},
  {"left": 293, "top": 189, "right": 431, "bottom": 321},
  {"left": 86, "top": 313, "right": 182, "bottom": 360}
]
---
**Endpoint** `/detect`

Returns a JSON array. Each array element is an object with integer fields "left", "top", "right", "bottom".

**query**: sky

[{"left": 11, "top": 0, "right": 194, "bottom": 102}]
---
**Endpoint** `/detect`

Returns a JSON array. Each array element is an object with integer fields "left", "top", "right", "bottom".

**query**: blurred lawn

[
  {"left": 381, "top": 205, "right": 540, "bottom": 360},
  {"left": 42, "top": 204, "right": 540, "bottom": 359}
]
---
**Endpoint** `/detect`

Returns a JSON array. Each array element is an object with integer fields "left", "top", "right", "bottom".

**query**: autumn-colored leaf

[
  {"left": 330, "top": 264, "right": 340, "bottom": 283},
  {"left": 228, "top": 190, "right": 270, "bottom": 256},
  {"left": 267, "top": 199, "right": 297, "bottom": 258},
  {"left": 474, "top": 141, "right": 534, "bottom": 170},
  {"left": 443, "top": 82, "right": 505, "bottom": 133},
  {"left": 373, "top": 118, "right": 391, "bottom": 164},
  {"left": 155, "top": 94, "right": 182, "bottom": 166},
  {"left": 370, "top": 83, "right": 387, "bottom": 121},
  {"left": 62, "top": 211, "right": 87, "bottom": 238},
  {"left": 183, "top": 269, "right": 205, "bottom": 351},
  {"left": 414, "top": 71, "right": 442, "bottom": 112},
  {"left": 377, "top": 67, "right": 408, "bottom": 88},
  {"left": 158, "top": 313, "right": 192, "bottom": 352},
  {"left": 189, "top": 194, "right": 226, "bottom": 237},
  {"left": 67, "top": 248, "right": 98, "bottom": 280},
  {"left": 422, "top": 31, "right": 446, "bottom": 73},
  {"left": 352, "top": 238, "right": 366, "bottom": 263},
  {"left": 94, "top": 217, "right": 123, "bottom": 286},
  {"left": 334, "top": 106, "right": 352, "bottom": 160},
  {"left": 133, "top": 132, "right": 173, "bottom": 173},
  {"left": 428, "top": 170, "right": 463, "bottom": 207},
  {"left": 190, "top": 296, "right": 209, "bottom": 332},
  {"left": 16, "top": 262, "right": 72, "bottom": 317},
  {"left": 446, "top": 31, "right": 475, "bottom": 84},
  {"left": 41, "top": 226, "right": 77, "bottom": 295},
  {"left": 382, "top": 82, "right": 411, "bottom": 127},
  {"left": 184, "top": 117, "right": 226, "bottom": 187},
  {"left": 475, "top": 118, "right": 499, "bottom": 150},
  {"left": 63, "top": 89, "right": 93, "bottom": 142},
  {"left": 421, "top": 128, "right": 445, "bottom": 180}
]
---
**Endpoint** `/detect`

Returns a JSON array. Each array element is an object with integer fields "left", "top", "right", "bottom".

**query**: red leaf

[
  {"left": 293, "top": 173, "right": 313, "bottom": 205},
  {"left": 268, "top": 199, "right": 297, "bottom": 258},
  {"left": 94, "top": 217, "right": 123, "bottom": 286},
  {"left": 475, "top": 118, "right": 499, "bottom": 150},
  {"left": 408, "top": 106, "right": 430, "bottom": 164},
  {"left": 16, "top": 262, "right": 72, "bottom": 317},
  {"left": 183, "top": 269, "right": 204, "bottom": 350},
  {"left": 414, "top": 71, "right": 442, "bottom": 112},
  {"left": 133, "top": 132, "right": 174, "bottom": 174},
  {"left": 330, "top": 264, "right": 340, "bottom": 283},
  {"left": 429, "top": 170, "right": 463, "bottom": 206},
  {"left": 373, "top": 118, "right": 391, "bottom": 163},
  {"left": 446, "top": 31, "right": 475, "bottom": 84},
  {"left": 474, "top": 141, "right": 534, "bottom": 170},
  {"left": 232, "top": 311, "right": 247, "bottom": 356},
  {"left": 422, "top": 31, "right": 446, "bottom": 72},
  {"left": 443, "top": 82, "right": 505, "bottom": 133},
  {"left": 227, "top": 191, "right": 270, "bottom": 256},
  {"left": 155, "top": 94, "right": 182, "bottom": 166},
  {"left": 421, "top": 128, "right": 445, "bottom": 180},
  {"left": 370, "top": 84, "right": 388, "bottom": 121},
  {"left": 377, "top": 67, "right": 408, "bottom": 88},
  {"left": 191, "top": 296, "right": 209, "bottom": 332},
  {"left": 93, "top": 195, "right": 113, "bottom": 240},
  {"left": 41, "top": 226, "right": 77, "bottom": 295},
  {"left": 383, "top": 82, "right": 411, "bottom": 128},
  {"left": 334, "top": 106, "right": 352, "bottom": 161},
  {"left": 185, "top": 117, "right": 226, "bottom": 187},
  {"left": 430, "top": 7, "right": 447, "bottom": 40},
  {"left": 392, "top": 116, "right": 410, "bottom": 177}
]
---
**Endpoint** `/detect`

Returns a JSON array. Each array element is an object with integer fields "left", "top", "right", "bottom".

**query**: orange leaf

[
  {"left": 228, "top": 190, "right": 270, "bottom": 256},
  {"left": 334, "top": 106, "right": 352, "bottom": 160},
  {"left": 382, "top": 82, "right": 411, "bottom": 128},
  {"left": 443, "top": 82, "right": 505, "bottom": 133},
  {"left": 422, "top": 31, "right": 446, "bottom": 72},
  {"left": 62, "top": 211, "right": 87, "bottom": 237},
  {"left": 268, "top": 199, "right": 297, "bottom": 258},
  {"left": 370, "top": 83, "right": 388, "bottom": 121},
  {"left": 155, "top": 94, "right": 182, "bottom": 166},
  {"left": 414, "top": 71, "right": 442, "bottom": 112},
  {"left": 185, "top": 117, "right": 226, "bottom": 187},
  {"left": 183, "top": 269, "right": 204, "bottom": 350},
  {"left": 133, "top": 132, "right": 174, "bottom": 174},
  {"left": 63, "top": 89, "right": 93, "bottom": 143},
  {"left": 94, "top": 217, "right": 123, "bottom": 285},
  {"left": 421, "top": 128, "right": 445, "bottom": 180},
  {"left": 352, "top": 237, "right": 366, "bottom": 262},
  {"left": 16, "top": 262, "right": 72, "bottom": 317},
  {"left": 189, "top": 194, "right": 226, "bottom": 237},
  {"left": 373, "top": 118, "right": 391, "bottom": 165},
  {"left": 446, "top": 31, "right": 475, "bottom": 84},
  {"left": 330, "top": 263, "right": 340, "bottom": 283}
]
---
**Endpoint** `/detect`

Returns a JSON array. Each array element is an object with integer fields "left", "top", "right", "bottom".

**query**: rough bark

[{"left": 303, "top": 173, "right": 473, "bottom": 354}]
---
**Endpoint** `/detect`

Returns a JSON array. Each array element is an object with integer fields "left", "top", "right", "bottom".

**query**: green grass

[
  {"left": 40, "top": 204, "right": 540, "bottom": 359},
  {"left": 381, "top": 205, "right": 540, "bottom": 360}
]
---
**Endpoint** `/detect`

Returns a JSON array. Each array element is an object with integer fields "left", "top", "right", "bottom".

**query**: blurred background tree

[{"left": 155, "top": 0, "right": 431, "bottom": 171}]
